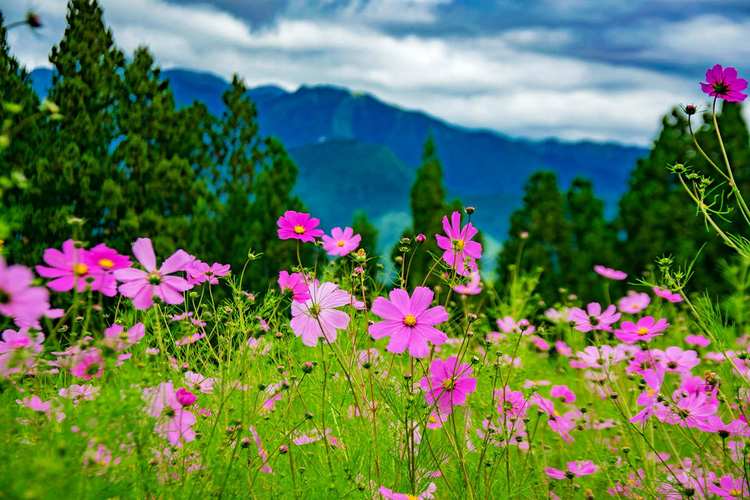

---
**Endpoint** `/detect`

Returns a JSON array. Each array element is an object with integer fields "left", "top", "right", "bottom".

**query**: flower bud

[{"left": 176, "top": 387, "right": 197, "bottom": 407}]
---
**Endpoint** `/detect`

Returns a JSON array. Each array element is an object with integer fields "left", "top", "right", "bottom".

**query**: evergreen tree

[
  {"left": 563, "top": 177, "right": 618, "bottom": 299},
  {"left": 496, "top": 171, "right": 569, "bottom": 304},
  {"left": 393, "top": 135, "right": 452, "bottom": 287},
  {"left": 10, "top": 0, "right": 126, "bottom": 263},
  {"left": 352, "top": 210, "right": 379, "bottom": 268}
]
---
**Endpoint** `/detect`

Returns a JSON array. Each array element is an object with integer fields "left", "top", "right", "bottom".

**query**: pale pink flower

[
  {"left": 290, "top": 281, "right": 350, "bottom": 347},
  {"left": 0, "top": 258, "right": 51, "bottom": 328},
  {"left": 545, "top": 460, "right": 597, "bottom": 480},
  {"left": 618, "top": 291, "right": 650, "bottom": 314},
  {"left": 593, "top": 265, "right": 626, "bottom": 280},
  {"left": 0, "top": 328, "right": 44, "bottom": 377},
  {"left": 568, "top": 302, "right": 620, "bottom": 332}
]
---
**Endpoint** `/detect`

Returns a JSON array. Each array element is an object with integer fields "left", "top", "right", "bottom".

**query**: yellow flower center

[
  {"left": 337, "top": 240, "right": 345, "bottom": 247},
  {"left": 408, "top": 496, "right": 419, "bottom": 500},
  {"left": 453, "top": 239, "right": 465, "bottom": 251},
  {"left": 428, "top": 415, "right": 437, "bottom": 423},
  {"left": 98, "top": 258, "right": 114, "bottom": 269},
  {"left": 636, "top": 327, "right": 649, "bottom": 336},
  {"left": 730, "top": 489, "right": 742, "bottom": 497},
  {"left": 442, "top": 378, "right": 455, "bottom": 390},
  {"left": 293, "top": 225, "right": 306, "bottom": 234},
  {"left": 403, "top": 314, "right": 417, "bottom": 327},
  {"left": 73, "top": 263, "right": 89, "bottom": 276}
]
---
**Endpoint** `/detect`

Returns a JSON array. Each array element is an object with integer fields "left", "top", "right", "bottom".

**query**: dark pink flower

[
  {"left": 435, "top": 211, "right": 482, "bottom": 276},
  {"left": 378, "top": 483, "right": 436, "bottom": 500},
  {"left": 615, "top": 316, "right": 669, "bottom": 344},
  {"left": 114, "top": 238, "right": 193, "bottom": 310},
  {"left": 175, "top": 388, "right": 196, "bottom": 407},
  {"left": 545, "top": 460, "right": 597, "bottom": 480},
  {"left": 550, "top": 385, "right": 576, "bottom": 403},
  {"left": 277, "top": 211, "right": 324, "bottom": 242},
  {"left": 322, "top": 226, "right": 361, "bottom": 257},
  {"left": 143, "top": 381, "right": 197, "bottom": 447},
  {"left": 419, "top": 356, "right": 477, "bottom": 412},
  {"left": 653, "top": 286, "right": 682, "bottom": 303},
  {"left": 278, "top": 270, "right": 311, "bottom": 302},
  {"left": 71, "top": 348, "right": 104, "bottom": 380},
  {"left": 701, "top": 65, "right": 747, "bottom": 102},
  {"left": 593, "top": 265, "right": 627, "bottom": 280},
  {"left": 369, "top": 287, "right": 448, "bottom": 358},
  {"left": 568, "top": 303, "right": 621, "bottom": 332},
  {"left": 36, "top": 240, "right": 95, "bottom": 293},
  {"left": 83, "top": 244, "right": 131, "bottom": 296},
  {"left": 709, "top": 475, "right": 749, "bottom": 498},
  {"left": 495, "top": 386, "right": 528, "bottom": 419}
]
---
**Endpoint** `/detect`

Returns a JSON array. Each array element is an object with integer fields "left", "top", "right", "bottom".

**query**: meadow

[{"left": 3, "top": 3, "right": 750, "bottom": 499}]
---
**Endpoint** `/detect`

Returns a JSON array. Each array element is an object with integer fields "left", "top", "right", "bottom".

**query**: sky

[{"left": 3, "top": 0, "right": 750, "bottom": 145}]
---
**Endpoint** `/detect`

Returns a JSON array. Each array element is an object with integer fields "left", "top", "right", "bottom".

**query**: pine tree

[
  {"left": 393, "top": 135, "right": 452, "bottom": 287},
  {"left": 246, "top": 137, "right": 306, "bottom": 287},
  {"left": 352, "top": 210, "right": 379, "bottom": 269},
  {"left": 211, "top": 75, "right": 264, "bottom": 267},
  {"left": 10, "top": 0, "right": 126, "bottom": 263},
  {"left": 496, "top": 171, "right": 569, "bottom": 304},
  {"left": 563, "top": 177, "right": 618, "bottom": 300}
]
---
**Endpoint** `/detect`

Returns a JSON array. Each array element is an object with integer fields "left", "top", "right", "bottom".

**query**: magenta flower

[
  {"left": 36, "top": 240, "right": 112, "bottom": 294},
  {"left": 83, "top": 244, "right": 131, "bottom": 296},
  {"left": 378, "top": 483, "right": 436, "bottom": 500},
  {"left": 420, "top": 356, "right": 477, "bottom": 412},
  {"left": 615, "top": 316, "right": 668, "bottom": 344},
  {"left": 593, "top": 265, "right": 627, "bottom": 281},
  {"left": 277, "top": 211, "right": 324, "bottom": 243},
  {"left": 290, "top": 281, "right": 350, "bottom": 347},
  {"left": 278, "top": 270, "right": 311, "bottom": 302},
  {"left": 545, "top": 460, "right": 597, "bottom": 480},
  {"left": 71, "top": 348, "right": 104, "bottom": 380},
  {"left": 322, "top": 226, "right": 361, "bottom": 257},
  {"left": 701, "top": 64, "right": 747, "bottom": 102},
  {"left": 685, "top": 334, "right": 710, "bottom": 347},
  {"left": 435, "top": 211, "right": 482, "bottom": 276},
  {"left": 653, "top": 286, "right": 682, "bottom": 303},
  {"left": 0, "top": 328, "right": 44, "bottom": 377},
  {"left": 186, "top": 260, "right": 230, "bottom": 286},
  {"left": 175, "top": 387, "right": 197, "bottom": 407},
  {"left": 618, "top": 291, "right": 650, "bottom": 314},
  {"left": 495, "top": 386, "right": 528, "bottom": 419},
  {"left": 709, "top": 475, "right": 749, "bottom": 498},
  {"left": 143, "top": 381, "right": 197, "bottom": 447},
  {"left": 0, "top": 258, "right": 50, "bottom": 328},
  {"left": 568, "top": 302, "right": 621, "bottom": 332},
  {"left": 369, "top": 287, "right": 448, "bottom": 358},
  {"left": 114, "top": 238, "right": 193, "bottom": 310},
  {"left": 550, "top": 385, "right": 576, "bottom": 403}
]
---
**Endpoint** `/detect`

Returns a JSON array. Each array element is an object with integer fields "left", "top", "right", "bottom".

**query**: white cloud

[{"left": 5, "top": 0, "right": 745, "bottom": 145}]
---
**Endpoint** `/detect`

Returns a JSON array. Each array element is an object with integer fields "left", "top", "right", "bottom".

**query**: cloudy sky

[{"left": 3, "top": 0, "right": 750, "bottom": 145}]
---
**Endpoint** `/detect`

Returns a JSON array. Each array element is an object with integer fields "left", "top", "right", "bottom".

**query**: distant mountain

[{"left": 29, "top": 67, "right": 647, "bottom": 252}]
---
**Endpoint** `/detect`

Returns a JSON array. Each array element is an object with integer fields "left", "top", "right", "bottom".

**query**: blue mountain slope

[{"left": 29, "top": 67, "right": 647, "bottom": 242}]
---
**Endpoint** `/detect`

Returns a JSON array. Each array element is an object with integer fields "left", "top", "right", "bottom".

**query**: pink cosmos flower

[
  {"left": 175, "top": 388, "right": 196, "bottom": 407},
  {"left": 685, "top": 334, "right": 710, "bottom": 348},
  {"left": 290, "top": 281, "right": 350, "bottom": 347},
  {"left": 83, "top": 243, "right": 131, "bottom": 296},
  {"left": 322, "top": 226, "right": 361, "bottom": 256},
  {"left": 653, "top": 286, "right": 682, "bottom": 303},
  {"left": 495, "top": 386, "right": 528, "bottom": 419},
  {"left": 0, "top": 258, "right": 51, "bottom": 328},
  {"left": 554, "top": 340, "right": 573, "bottom": 357},
  {"left": 568, "top": 303, "right": 621, "bottom": 332},
  {"left": 103, "top": 323, "right": 145, "bottom": 351},
  {"left": 630, "top": 366, "right": 666, "bottom": 424},
  {"left": 0, "top": 328, "right": 44, "bottom": 377},
  {"left": 114, "top": 238, "right": 193, "bottom": 310},
  {"left": 59, "top": 384, "right": 99, "bottom": 404},
  {"left": 496, "top": 316, "right": 517, "bottom": 333},
  {"left": 618, "top": 291, "right": 650, "bottom": 314},
  {"left": 453, "top": 269, "right": 482, "bottom": 295},
  {"left": 545, "top": 461, "right": 597, "bottom": 480},
  {"left": 369, "top": 287, "right": 448, "bottom": 358},
  {"left": 550, "top": 385, "right": 576, "bottom": 403},
  {"left": 530, "top": 394, "right": 576, "bottom": 442},
  {"left": 184, "top": 371, "right": 215, "bottom": 394},
  {"left": 71, "top": 348, "right": 104, "bottom": 380},
  {"left": 36, "top": 240, "right": 97, "bottom": 293},
  {"left": 656, "top": 346, "right": 699, "bottom": 373},
  {"left": 17, "top": 395, "right": 51, "bottom": 413},
  {"left": 278, "top": 271, "right": 311, "bottom": 302},
  {"left": 435, "top": 211, "right": 482, "bottom": 276},
  {"left": 186, "top": 260, "right": 230, "bottom": 286},
  {"left": 143, "top": 381, "right": 197, "bottom": 447},
  {"left": 277, "top": 211, "right": 324, "bottom": 242},
  {"left": 378, "top": 483, "right": 436, "bottom": 500},
  {"left": 701, "top": 65, "right": 747, "bottom": 102},
  {"left": 248, "top": 426, "right": 273, "bottom": 474},
  {"left": 709, "top": 475, "right": 749, "bottom": 498},
  {"left": 419, "top": 356, "right": 477, "bottom": 412},
  {"left": 593, "top": 265, "right": 627, "bottom": 281},
  {"left": 615, "top": 316, "right": 669, "bottom": 344}
]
